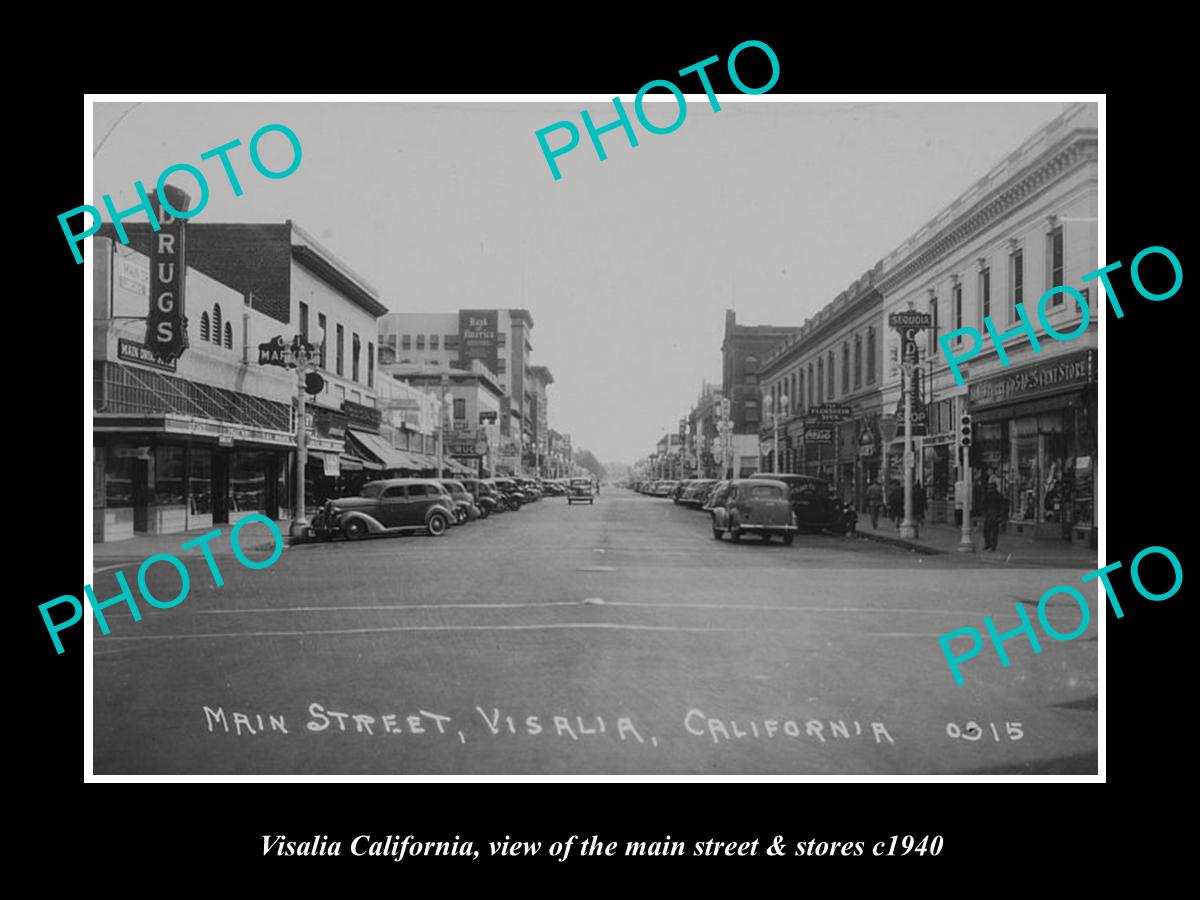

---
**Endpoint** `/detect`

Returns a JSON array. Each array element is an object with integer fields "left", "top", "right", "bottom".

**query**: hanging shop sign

[{"left": 145, "top": 186, "right": 190, "bottom": 363}]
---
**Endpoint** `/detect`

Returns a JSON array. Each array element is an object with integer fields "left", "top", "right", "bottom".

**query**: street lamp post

[
  {"left": 900, "top": 363, "right": 917, "bottom": 539},
  {"left": 289, "top": 327, "right": 324, "bottom": 539},
  {"left": 763, "top": 392, "right": 790, "bottom": 473}
]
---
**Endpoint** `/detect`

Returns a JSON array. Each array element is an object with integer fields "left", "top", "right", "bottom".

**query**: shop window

[
  {"left": 212, "top": 304, "right": 223, "bottom": 344},
  {"left": 189, "top": 447, "right": 212, "bottom": 516},
  {"left": 230, "top": 450, "right": 266, "bottom": 515},
  {"left": 199, "top": 311, "right": 210, "bottom": 343},
  {"left": 223, "top": 322, "right": 233, "bottom": 349},
  {"left": 154, "top": 445, "right": 185, "bottom": 506},
  {"left": 103, "top": 446, "right": 136, "bottom": 508}
]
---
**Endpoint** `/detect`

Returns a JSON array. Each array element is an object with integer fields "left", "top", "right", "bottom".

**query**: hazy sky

[{"left": 93, "top": 99, "right": 1067, "bottom": 464}]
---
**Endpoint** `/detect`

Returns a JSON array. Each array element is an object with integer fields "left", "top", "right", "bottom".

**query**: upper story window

[
  {"left": 807, "top": 363, "right": 814, "bottom": 407},
  {"left": 817, "top": 357, "right": 824, "bottom": 400},
  {"left": 367, "top": 342, "right": 374, "bottom": 388},
  {"left": 841, "top": 342, "right": 850, "bottom": 394},
  {"left": 352, "top": 333, "right": 361, "bottom": 382},
  {"left": 929, "top": 297, "right": 939, "bottom": 355},
  {"left": 1048, "top": 225, "right": 1064, "bottom": 302},
  {"left": 826, "top": 351, "right": 835, "bottom": 400},
  {"left": 416, "top": 334, "right": 425, "bottom": 351},
  {"left": 223, "top": 322, "right": 233, "bottom": 350},
  {"left": 866, "top": 326, "right": 876, "bottom": 384},
  {"left": 200, "top": 311, "right": 210, "bottom": 342},
  {"left": 401, "top": 334, "right": 412, "bottom": 350},
  {"left": 1010, "top": 246, "right": 1024, "bottom": 318},
  {"left": 336, "top": 325, "right": 345, "bottom": 376},
  {"left": 952, "top": 282, "right": 963, "bottom": 343},
  {"left": 318, "top": 313, "right": 327, "bottom": 368},
  {"left": 497, "top": 333, "right": 507, "bottom": 347},
  {"left": 980, "top": 267, "right": 991, "bottom": 324},
  {"left": 299, "top": 301, "right": 309, "bottom": 340},
  {"left": 453, "top": 398, "right": 466, "bottom": 420},
  {"left": 444, "top": 334, "right": 460, "bottom": 349},
  {"left": 212, "top": 304, "right": 223, "bottom": 344},
  {"left": 431, "top": 335, "right": 439, "bottom": 350},
  {"left": 853, "top": 335, "right": 862, "bottom": 389}
]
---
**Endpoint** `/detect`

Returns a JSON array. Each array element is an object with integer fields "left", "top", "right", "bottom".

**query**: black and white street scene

[{"left": 87, "top": 99, "right": 1099, "bottom": 775}]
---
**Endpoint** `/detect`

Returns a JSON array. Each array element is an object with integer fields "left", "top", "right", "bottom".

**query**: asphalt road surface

[{"left": 91, "top": 490, "right": 1098, "bottom": 774}]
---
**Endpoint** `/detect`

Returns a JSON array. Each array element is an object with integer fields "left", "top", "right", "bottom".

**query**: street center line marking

[
  {"left": 98, "top": 622, "right": 739, "bottom": 642},
  {"left": 192, "top": 601, "right": 1069, "bottom": 619}
]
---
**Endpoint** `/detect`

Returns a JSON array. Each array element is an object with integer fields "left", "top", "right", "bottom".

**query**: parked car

[
  {"left": 322, "top": 479, "right": 456, "bottom": 539},
  {"left": 438, "top": 479, "right": 480, "bottom": 523},
  {"left": 748, "top": 473, "right": 841, "bottom": 533},
  {"left": 678, "top": 479, "right": 717, "bottom": 508},
  {"left": 459, "top": 477, "right": 498, "bottom": 518},
  {"left": 671, "top": 480, "right": 699, "bottom": 503},
  {"left": 567, "top": 477, "right": 595, "bottom": 505},
  {"left": 708, "top": 479, "right": 798, "bottom": 544},
  {"left": 702, "top": 480, "right": 731, "bottom": 511},
  {"left": 655, "top": 480, "right": 679, "bottom": 497},
  {"left": 492, "top": 477, "right": 526, "bottom": 510}
]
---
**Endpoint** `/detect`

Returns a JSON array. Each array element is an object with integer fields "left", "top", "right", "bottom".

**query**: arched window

[
  {"left": 199, "top": 311, "right": 210, "bottom": 343},
  {"left": 211, "top": 304, "right": 223, "bottom": 344},
  {"left": 223, "top": 322, "right": 233, "bottom": 350}
]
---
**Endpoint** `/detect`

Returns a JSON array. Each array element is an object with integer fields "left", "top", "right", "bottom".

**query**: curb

[{"left": 853, "top": 529, "right": 946, "bottom": 555}]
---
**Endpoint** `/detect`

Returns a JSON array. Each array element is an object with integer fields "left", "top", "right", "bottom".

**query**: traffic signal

[{"left": 959, "top": 413, "right": 972, "bottom": 448}]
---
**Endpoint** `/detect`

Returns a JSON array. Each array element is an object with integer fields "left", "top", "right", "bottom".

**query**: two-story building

[{"left": 876, "top": 102, "right": 1097, "bottom": 544}]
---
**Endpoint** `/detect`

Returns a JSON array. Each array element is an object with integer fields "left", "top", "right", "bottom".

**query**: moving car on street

[
  {"left": 708, "top": 478, "right": 798, "bottom": 544},
  {"left": 567, "top": 477, "right": 595, "bottom": 505},
  {"left": 319, "top": 478, "right": 457, "bottom": 540}
]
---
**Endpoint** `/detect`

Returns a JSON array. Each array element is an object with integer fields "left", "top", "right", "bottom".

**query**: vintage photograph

[{"left": 86, "top": 98, "right": 1099, "bottom": 775}]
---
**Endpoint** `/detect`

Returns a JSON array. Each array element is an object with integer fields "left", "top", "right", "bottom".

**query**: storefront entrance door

[
  {"left": 212, "top": 450, "right": 230, "bottom": 525},
  {"left": 132, "top": 458, "right": 149, "bottom": 533}
]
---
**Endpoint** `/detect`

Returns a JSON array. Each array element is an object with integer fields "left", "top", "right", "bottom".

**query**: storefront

[
  {"left": 919, "top": 399, "right": 955, "bottom": 525},
  {"left": 855, "top": 418, "right": 881, "bottom": 510},
  {"left": 967, "top": 348, "right": 1097, "bottom": 546}
]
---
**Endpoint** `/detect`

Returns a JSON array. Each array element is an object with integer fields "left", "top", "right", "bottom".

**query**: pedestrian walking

[
  {"left": 865, "top": 478, "right": 884, "bottom": 530},
  {"left": 982, "top": 482, "right": 1007, "bottom": 551},
  {"left": 912, "top": 480, "right": 926, "bottom": 533},
  {"left": 887, "top": 481, "right": 903, "bottom": 530}
]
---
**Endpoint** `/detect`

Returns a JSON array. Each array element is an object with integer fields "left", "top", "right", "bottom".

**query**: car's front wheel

[
  {"left": 343, "top": 519, "right": 367, "bottom": 541},
  {"left": 427, "top": 513, "right": 449, "bottom": 536}
]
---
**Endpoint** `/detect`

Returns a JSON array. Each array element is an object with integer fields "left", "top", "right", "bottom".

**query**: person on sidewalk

[
  {"left": 865, "top": 478, "right": 884, "bottom": 530},
  {"left": 912, "top": 481, "right": 926, "bottom": 536},
  {"left": 887, "top": 480, "right": 903, "bottom": 531},
  {"left": 982, "top": 482, "right": 1007, "bottom": 551}
]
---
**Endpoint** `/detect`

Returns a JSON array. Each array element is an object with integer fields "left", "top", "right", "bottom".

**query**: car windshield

[
  {"left": 360, "top": 483, "right": 386, "bottom": 499},
  {"left": 746, "top": 484, "right": 784, "bottom": 500}
]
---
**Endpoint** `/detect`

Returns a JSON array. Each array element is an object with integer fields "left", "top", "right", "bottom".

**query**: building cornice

[{"left": 876, "top": 129, "right": 1097, "bottom": 295}]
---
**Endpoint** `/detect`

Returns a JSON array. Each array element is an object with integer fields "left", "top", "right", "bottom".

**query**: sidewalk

[
  {"left": 92, "top": 519, "right": 289, "bottom": 566},
  {"left": 853, "top": 512, "right": 1098, "bottom": 568}
]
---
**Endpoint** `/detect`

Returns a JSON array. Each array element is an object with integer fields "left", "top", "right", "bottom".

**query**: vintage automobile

[
  {"left": 567, "top": 477, "right": 595, "bottom": 505},
  {"left": 459, "top": 477, "right": 498, "bottom": 517},
  {"left": 322, "top": 478, "right": 456, "bottom": 540},
  {"left": 678, "top": 479, "right": 717, "bottom": 509},
  {"left": 748, "top": 473, "right": 841, "bottom": 533},
  {"left": 437, "top": 479, "right": 480, "bottom": 524},
  {"left": 708, "top": 478, "right": 798, "bottom": 544}
]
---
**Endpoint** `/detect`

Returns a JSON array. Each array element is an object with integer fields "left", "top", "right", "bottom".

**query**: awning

[{"left": 347, "top": 429, "right": 421, "bottom": 471}]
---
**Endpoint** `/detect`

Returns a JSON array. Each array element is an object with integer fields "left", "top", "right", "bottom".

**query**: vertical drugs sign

[{"left": 146, "top": 186, "right": 190, "bottom": 363}]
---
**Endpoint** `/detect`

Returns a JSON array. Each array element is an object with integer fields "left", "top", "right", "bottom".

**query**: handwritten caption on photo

[
  {"left": 263, "top": 833, "right": 944, "bottom": 862},
  {"left": 40, "top": 514, "right": 283, "bottom": 654},
  {"left": 938, "top": 543, "right": 1182, "bottom": 686}
]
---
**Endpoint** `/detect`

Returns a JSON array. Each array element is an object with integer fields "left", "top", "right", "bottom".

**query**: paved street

[{"left": 92, "top": 490, "right": 1098, "bottom": 775}]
